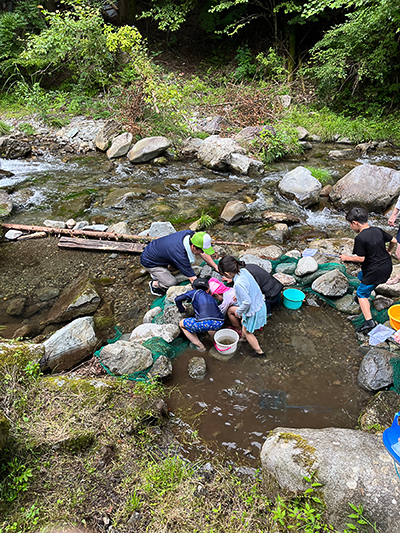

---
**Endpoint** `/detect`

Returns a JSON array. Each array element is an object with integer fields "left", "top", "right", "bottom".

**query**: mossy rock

[
  {"left": 43, "top": 375, "right": 118, "bottom": 396},
  {"left": 53, "top": 432, "right": 95, "bottom": 454},
  {"left": 0, "top": 342, "right": 44, "bottom": 375}
]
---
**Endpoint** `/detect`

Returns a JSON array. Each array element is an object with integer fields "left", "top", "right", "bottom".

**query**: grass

[{"left": 305, "top": 166, "right": 332, "bottom": 185}]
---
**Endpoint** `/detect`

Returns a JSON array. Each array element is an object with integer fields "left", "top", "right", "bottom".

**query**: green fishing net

[
  {"left": 94, "top": 328, "right": 188, "bottom": 382},
  {"left": 390, "top": 358, "right": 400, "bottom": 394}
]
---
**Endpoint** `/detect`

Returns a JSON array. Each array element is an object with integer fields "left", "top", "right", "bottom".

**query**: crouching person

[{"left": 175, "top": 278, "right": 225, "bottom": 351}]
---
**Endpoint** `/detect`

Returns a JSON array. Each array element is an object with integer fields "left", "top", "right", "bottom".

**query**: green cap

[{"left": 191, "top": 231, "right": 214, "bottom": 255}]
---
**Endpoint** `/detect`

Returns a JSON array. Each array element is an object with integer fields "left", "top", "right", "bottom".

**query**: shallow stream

[{"left": 2, "top": 141, "right": 400, "bottom": 462}]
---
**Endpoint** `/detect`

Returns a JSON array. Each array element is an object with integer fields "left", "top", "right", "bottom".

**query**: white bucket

[{"left": 214, "top": 328, "right": 239, "bottom": 355}]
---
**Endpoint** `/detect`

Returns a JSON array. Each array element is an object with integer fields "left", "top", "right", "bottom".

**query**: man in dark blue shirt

[{"left": 140, "top": 230, "right": 218, "bottom": 295}]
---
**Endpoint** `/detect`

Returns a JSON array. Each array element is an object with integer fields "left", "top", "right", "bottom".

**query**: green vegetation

[
  {"left": 198, "top": 212, "right": 216, "bottom": 230},
  {"left": 306, "top": 166, "right": 332, "bottom": 185}
]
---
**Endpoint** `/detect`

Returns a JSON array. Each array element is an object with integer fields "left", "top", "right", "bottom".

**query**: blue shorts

[
  {"left": 356, "top": 271, "right": 376, "bottom": 299},
  {"left": 182, "top": 318, "right": 224, "bottom": 333}
]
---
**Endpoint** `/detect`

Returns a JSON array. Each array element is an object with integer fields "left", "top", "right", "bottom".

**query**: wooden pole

[{"left": 2, "top": 223, "right": 253, "bottom": 247}]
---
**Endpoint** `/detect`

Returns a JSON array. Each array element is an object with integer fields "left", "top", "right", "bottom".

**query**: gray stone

[
  {"left": 129, "top": 323, "right": 180, "bottom": 344},
  {"left": 0, "top": 190, "right": 13, "bottom": 218},
  {"left": 273, "top": 273, "right": 296, "bottom": 286},
  {"left": 5, "top": 229, "right": 22, "bottom": 240},
  {"left": 108, "top": 221, "right": 131, "bottom": 235},
  {"left": 46, "top": 275, "right": 101, "bottom": 324},
  {"left": 84, "top": 224, "right": 108, "bottom": 232},
  {"left": 162, "top": 304, "right": 191, "bottom": 326},
  {"left": 138, "top": 221, "right": 176, "bottom": 238},
  {"left": 197, "top": 135, "right": 246, "bottom": 171},
  {"left": 239, "top": 254, "right": 272, "bottom": 273},
  {"left": 203, "top": 115, "right": 224, "bottom": 134},
  {"left": 229, "top": 153, "right": 264, "bottom": 176},
  {"left": 147, "top": 355, "right": 173, "bottom": 379},
  {"left": 66, "top": 218, "right": 76, "bottom": 229},
  {"left": 359, "top": 390, "right": 400, "bottom": 433},
  {"left": 261, "top": 211, "right": 301, "bottom": 225},
  {"left": 295, "top": 256, "right": 318, "bottom": 276},
  {"left": 220, "top": 200, "right": 247, "bottom": 222},
  {"left": 127, "top": 136, "right": 171, "bottom": 163},
  {"left": 334, "top": 294, "right": 360, "bottom": 314},
  {"left": 260, "top": 427, "right": 399, "bottom": 533},
  {"left": 99, "top": 340, "right": 153, "bottom": 375},
  {"left": 330, "top": 164, "right": 400, "bottom": 212},
  {"left": 296, "top": 126, "right": 309, "bottom": 140},
  {"left": 0, "top": 136, "right": 31, "bottom": 159},
  {"left": 328, "top": 149, "right": 354, "bottom": 158},
  {"left": 337, "top": 137, "right": 353, "bottom": 144},
  {"left": 279, "top": 94, "right": 291, "bottom": 108},
  {"left": 234, "top": 125, "right": 276, "bottom": 143},
  {"left": 357, "top": 348, "right": 396, "bottom": 391},
  {"left": 275, "top": 262, "right": 296, "bottom": 275},
  {"left": 36, "top": 287, "right": 60, "bottom": 302},
  {"left": 181, "top": 137, "right": 204, "bottom": 157},
  {"left": 103, "top": 188, "right": 146, "bottom": 207},
  {"left": 285, "top": 250, "right": 302, "bottom": 259},
  {"left": 143, "top": 306, "right": 162, "bottom": 324},
  {"left": 41, "top": 317, "right": 98, "bottom": 372},
  {"left": 307, "top": 238, "right": 354, "bottom": 258},
  {"left": 165, "top": 285, "right": 192, "bottom": 304},
  {"left": 95, "top": 119, "right": 122, "bottom": 151},
  {"left": 43, "top": 219, "right": 66, "bottom": 229},
  {"left": 278, "top": 166, "right": 322, "bottom": 207},
  {"left": 244, "top": 245, "right": 283, "bottom": 261},
  {"left": 74, "top": 221, "right": 89, "bottom": 230},
  {"left": 106, "top": 132, "right": 133, "bottom": 159},
  {"left": 188, "top": 356, "right": 207, "bottom": 379},
  {"left": 311, "top": 269, "right": 349, "bottom": 297},
  {"left": 373, "top": 295, "right": 394, "bottom": 311},
  {"left": 6, "top": 297, "right": 26, "bottom": 316}
]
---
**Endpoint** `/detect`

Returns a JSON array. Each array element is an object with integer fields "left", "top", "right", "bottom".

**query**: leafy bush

[
  {"left": 306, "top": 166, "right": 332, "bottom": 185},
  {"left": 251, "top": 124, "right": 301, "bottom": 164}
]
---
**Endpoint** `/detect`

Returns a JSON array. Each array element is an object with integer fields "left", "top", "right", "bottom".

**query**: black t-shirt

[
  {"left": 244, "top": 264, "right": 283, "bottom": 299},
  {"left": 353, "top": 226, "right": 393, "bottom": 285}
]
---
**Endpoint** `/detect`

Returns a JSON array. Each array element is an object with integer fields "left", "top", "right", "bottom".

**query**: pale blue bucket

[{"left": 283, "top": 288, "right": 305, "bottom": 310}]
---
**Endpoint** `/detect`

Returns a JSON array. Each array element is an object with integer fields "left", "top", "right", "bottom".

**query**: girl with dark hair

[{"left": 218, "top": 255, "right": 266, "bottom": 357}]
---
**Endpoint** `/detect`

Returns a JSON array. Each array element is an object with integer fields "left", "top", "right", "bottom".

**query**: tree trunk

[
  {"left": 287, "top": 25, "right": 296, "bottom": 83},
  {"left": 119, "top": 0, "right": 138, "bottom": 25}
]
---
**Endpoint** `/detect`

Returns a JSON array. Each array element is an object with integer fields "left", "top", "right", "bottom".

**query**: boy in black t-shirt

[{"left": 340, "top": 207, "right": 397, "bottom": 333}]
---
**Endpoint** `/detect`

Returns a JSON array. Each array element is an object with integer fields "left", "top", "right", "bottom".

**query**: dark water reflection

[{"left": 167, "top": 304, "right": 370, "bottom": 464}]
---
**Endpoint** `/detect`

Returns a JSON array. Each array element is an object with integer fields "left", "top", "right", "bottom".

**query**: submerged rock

[
  {"left": 357, "top": 347, "right": 395, "bottom": 391},
  {"left": 0, "top": 190, "right": 13, "bottom": 218},
  {"left": 260, "top": 427, "right": 399, "bottom": 532},
  {"left": 147, "top": 355, "right": 172, "bottom": 379},
  {"left": 188, "top": 356, "right": 207, "bottom": 379}
]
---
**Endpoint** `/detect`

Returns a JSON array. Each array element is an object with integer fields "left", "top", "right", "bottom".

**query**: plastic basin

[
  {"left": 283, "top": 288, "right": 305, "bottom": 310},
  {"left": 214, "top": 328, "right": 239, "bottom": 354},
  {"left": 388, "top": 305, "right": 400, "bottom": 330}
]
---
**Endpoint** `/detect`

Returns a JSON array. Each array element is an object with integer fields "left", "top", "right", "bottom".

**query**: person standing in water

[{"left": 218, "top": 255, "right": 266, "bottom": 357}]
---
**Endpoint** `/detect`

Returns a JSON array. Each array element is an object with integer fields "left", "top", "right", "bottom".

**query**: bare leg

[
  {"left": 243, "top": 326, "right": 263, "bottom": 354},
  {"left": 179, "top": 320, "right": 206, "bottom": 350},
  {"left": 358, "top": 297, "right": 372, "bottom": 321},
  {"left": 227, "top": 306, "right": 241, "bottom": 330}
]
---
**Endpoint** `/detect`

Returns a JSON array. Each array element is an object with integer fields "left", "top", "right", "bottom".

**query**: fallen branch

[{"left": 2, "top": 223, "right": 152, "bottom": 242}]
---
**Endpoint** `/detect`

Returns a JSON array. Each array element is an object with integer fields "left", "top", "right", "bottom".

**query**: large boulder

[
  {"left": 244, "top": 245, "right": 283, "bottom": 261},
  {"left": 329, "top": 164, "right": 400, "bottom": 211},
  {"left": 197, "top": 135, "right": 246, "bottom": 171},
  {"left": 46, "top": 275, "right": 101, "bottom": 324},
  {"left": 99, "top": 340, "right": 153, "bottom": 375},
  {"left": 41, "top": 317, "right": 98, "bottom": 372},
  {"left": 229, "top": 153, "right": 264, "bottom": 176},
  {"left": 357, "top": 348, "right": 396, "bottom": 391},
  {"left": 311, "top": 269, "right": 349, "bottom": 297},
  {"left": 106, "top": 132, "right": 133, "bottom": 159},
  {"left": 129, "top": 323, "right": 180, "bottom": 344},
  {"left": 138, "top": 221, "right": 176, "bottom": 238},
  {"left": 103, "top": 187, "right": 147, "bottom": 207},
  {"left": 239, "top": 254, "right": 272, "bottom": 273},
  {"left": 306, "top": 238, "right": 354, "bottom": 258},
  {"left": 127, "top": 136, "right": 171, "bottom": 163},
  {"left": 0, "top": 190, "right": 13, "bottom": 218},
  {"left": 295, "top": 256, "right": 318, "bottom": 277},
  {"left": 278, "top": 167, "right": 322, "bottom": 207},
  {"left": 260, "top": 427, "right": 400, "bottom": 532}
]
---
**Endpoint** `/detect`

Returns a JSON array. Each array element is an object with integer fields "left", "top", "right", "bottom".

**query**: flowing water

[{"left": 2, "top": 141, "right": 400, "bottom": 462}]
